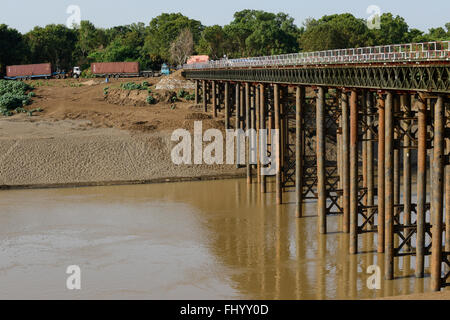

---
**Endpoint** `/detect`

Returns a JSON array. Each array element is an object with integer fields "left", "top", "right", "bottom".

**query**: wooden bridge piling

[
  {"left": 341, "top": 92, "right": 350, "bottom": 233},
  {"left": 316, "top": 87, "right": 327, "bottom": 234},
  {"left": 274, "top": 84, "right": 282, "bottom": 205},
  {"left": 245, "top": 83, "right": 252, "bottom": 184},
  {"left": 296, "top": 86, "right": 304, "bottom": 218},
  {"left": 431, "top": 95, "right": 445, "bottom": 291},
  {"left": 416, "top": 94, "right": 427, "bottom": 278},
  {"left": 385, "top": 92, "right": 394, "bottom": 280},
  {"left": 377, "top": 94, "right": 386, "bottom": 253},
  {"left": 349, "top": 90, "right": 358, "bottom": 253},
  {"left": 224, "top": 82, "right": 230, "bottom": 129}
]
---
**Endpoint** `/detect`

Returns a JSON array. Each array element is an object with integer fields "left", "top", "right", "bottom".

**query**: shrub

[
  {"left": 177, "top": 89, "right": 187, "bottom": 98},
  {"left": 0, "top": 80, "right": 33, "bottom": 96},
  {"left": 184, "top": 93, "right": 195, "bottom": 101},
  {"left": 81, "top": 68, "right": 94, "bottom": 78},
  {"left": 146, "top": 95, "right": 156, "bottom": 104},
  {"left": 0, "top": 92, "right": 30, "bottom": 109},
  {"left": 0, "top": 80, "right": 34, "bottom": 116},
  {"left": 120, "top": 81, "right": 152, "bottom": 91}
]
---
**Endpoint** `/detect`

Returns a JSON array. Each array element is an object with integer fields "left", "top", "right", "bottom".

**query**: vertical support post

[
  {"left": 350, "top": 90, "right": 358, "bottom": 254},
  {"left": 280, "top": 88, "right": 285, "bottom": 179},
  {"left": 337, "top": 104, "right": 343, "bottom": 208},
  {"left": 342, "top": 92, "right": 350, "bottom": 233},
  {"left": 385, "top": 92, "right": 394, "bottom": 280},
  {"left": 246, "top": 83, "right": 251, "bottom": 184},
  {"left": 377, "top": 95, "right": 386, "bottom": 253},
  {"left": 251, "top": 85, "right": 256, "bottom": 169},
  {"left": 362, "top": 92, "right": 367, "bottom": 208},
  {"left": 431, "top": 96, "right": 444, "bottom": 291},
  {"left": 367, "top": 92, "right": 374, "bottom": 227},
  {"left": 317, "top": 87, "right": 326, "bottom": 234},
  {"left": 256, "top": 85, "right": 261, "bottom": 184},
  {"left": 212, "top": 81, "right": 217, "bottom": 117},
  {"left": 402, "top": 94, "right": 412, "bottom": 251},
  {"left": 202, "top": 80, "right": 207, "bottom": 112},
  {"left": 260, "top": 84, "right": 267, "bottom": 194},
  {"left": 224, "top": 82, "right": 230, "bottom": 129},
  {"left": 416, "top": 94, "right": 427, "bottom": 278},
  {"left": 446, "top": 98, "right": 450, "bottom": 255},
  {"left": 393, "top": 97, "right": 400, "bottom": 232},
  {"left": 296, "top": 86, "right": 304, "bottom": 218},
  {"left": 240, "top": 85, "right": 245, "bottom": 130},
  {"left": 195, "top": 80, "right": 199, "bottom": 105},
  {"left": 274, "top": 84, "right": 282, "bottom": 204},
  {"left": 235, "top": 83, "right": 241, "bottom": 169}
]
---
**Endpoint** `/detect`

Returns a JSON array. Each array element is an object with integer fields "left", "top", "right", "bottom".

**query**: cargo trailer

[
  {"left": 4, "top": 63, "right": 67, "bottom": 80},
  {"left": 91, "top": 62, "right": 155, "bottom": 78}
]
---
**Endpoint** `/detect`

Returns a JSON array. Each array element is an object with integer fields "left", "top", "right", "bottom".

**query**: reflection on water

[{"left": 0, "top": 179, "right": 429, "bottom": 299}]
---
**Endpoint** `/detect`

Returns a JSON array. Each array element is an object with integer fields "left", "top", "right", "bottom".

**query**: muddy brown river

[{"left": 0, "top": 179, "right": 430, "bottom": 299}]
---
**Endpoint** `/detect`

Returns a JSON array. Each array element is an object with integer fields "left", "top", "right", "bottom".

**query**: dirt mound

[
  {"left": 185, "top": 112, "right": 212, "bottom": 120},
  {"left": 167, "top": 69, "right": 186, "bottom": 80},
  {"left": 106, "top": 89, "right": 151, "bottom": 107},
  {"left": 155, "top": 70, "right": 195, "bottom": 90}
]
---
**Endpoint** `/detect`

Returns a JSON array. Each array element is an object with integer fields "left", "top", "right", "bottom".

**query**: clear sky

[{"left": 1, "top": 0, "right": 449, "bottom": 33}]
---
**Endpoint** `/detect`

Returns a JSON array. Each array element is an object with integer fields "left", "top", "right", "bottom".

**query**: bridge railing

[{"left": 183, "top": 41, "right": 450, "bottom": 70}]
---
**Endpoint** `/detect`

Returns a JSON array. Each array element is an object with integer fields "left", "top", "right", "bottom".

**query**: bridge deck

[{"left": 183, "top": 41, "right": 450, "bottom": 93}]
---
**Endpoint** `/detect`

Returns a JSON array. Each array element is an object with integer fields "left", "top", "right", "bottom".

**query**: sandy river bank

[{"left": 0, "top": 118, "right": 244, "bottom": 188}]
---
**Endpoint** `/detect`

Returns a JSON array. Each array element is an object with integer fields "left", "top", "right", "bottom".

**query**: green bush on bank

[
  {"left": 120, "top": 81, "right": 150, "bottom": 91},
  {"left": 0, "top": 80, "right": 34, "bottom": 116}
]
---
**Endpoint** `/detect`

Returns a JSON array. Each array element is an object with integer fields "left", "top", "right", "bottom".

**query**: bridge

[{"left": 182, "top": 41, "right": 450, "bottom": 292}]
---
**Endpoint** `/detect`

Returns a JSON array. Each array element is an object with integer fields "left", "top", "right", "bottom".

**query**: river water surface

[{"left": 0, "top": 179, "right": 430, "bottom": 299}]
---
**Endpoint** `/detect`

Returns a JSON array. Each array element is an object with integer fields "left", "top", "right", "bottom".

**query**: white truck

[{"left": 72, "top": 67, "right": 82, "bottom": 78}]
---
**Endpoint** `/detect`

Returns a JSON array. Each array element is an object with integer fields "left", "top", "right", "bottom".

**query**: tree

[
  {"left": 170, "top": 28, "right": 194, "bottom": 66},
  {"left": 299, "top": 14, "right": 370, "bottom": 51},
  {"left": 72, "top": 20, "right": 109, "bottom": 68},
  {"left": 299, "top": 23, "right": 347, "bottom": 51},
  {"left": 369, "top": 13, "right": 410, "bottom": 45},
  {"left": 224, "top": 10, "right": 300, "bottom": 57},
  {"left": 87, "top": 22, "right": 155, "bottom": 69},
  {"left": 25, "top": 24, "right": 77, "bottom": 70},
  {"left": 426, "top": 27, "right": 449, "bottom": 41},
  {"left": 408, "top": 28, "right": 428, "bottom": 43},
  {"left": 0, "top": 24, "right": 28, "bottom": 74},
  {"left": 143, "top": 13, "right": 203, "bottom": 62},
  {"left": 197, "top": 25, "right": 227, "bottom": 59}
]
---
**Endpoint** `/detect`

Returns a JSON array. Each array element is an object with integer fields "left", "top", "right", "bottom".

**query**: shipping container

[
  {"left": 91, "top": 62, "right": 140, "bottom": 78},
  {"left": 4, "top": 63, "right": 67, "bottom": 80},
  {"left": 186, "top": 55, "right": 210, "bottom": 64}
]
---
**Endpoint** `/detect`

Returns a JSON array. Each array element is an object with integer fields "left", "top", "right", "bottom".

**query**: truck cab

[
  {"left": 73, "top": 67, "right": 81, "bottom": 78},
  {"left": 161, "top": 64, "right": 170, "bottom": 76}
]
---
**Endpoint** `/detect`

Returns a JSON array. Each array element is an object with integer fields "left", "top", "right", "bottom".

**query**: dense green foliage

[
  {"left": 0, "top": 80, "right": 34, "bottom": 115},
  {"left": 120, "top": 81, "right": 150, "bottom": 91},
  {"left": 0, "top": 11, "right": 449, "bottom": 76}
]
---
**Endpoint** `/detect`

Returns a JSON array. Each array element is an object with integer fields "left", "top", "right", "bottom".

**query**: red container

[
  {"left": 186, "top": 55, "right": 209, "bottom": 64},
  {"left": 91, "top": 62, "right": 139, "bottom": 75},
  {"left": 6, "top": 63, "right": 52, "bottom": 77}
]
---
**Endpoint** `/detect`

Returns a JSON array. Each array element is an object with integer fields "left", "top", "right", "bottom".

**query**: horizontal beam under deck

[{"left": 183, "top": 64, "right": 450, "bottom": 93}]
